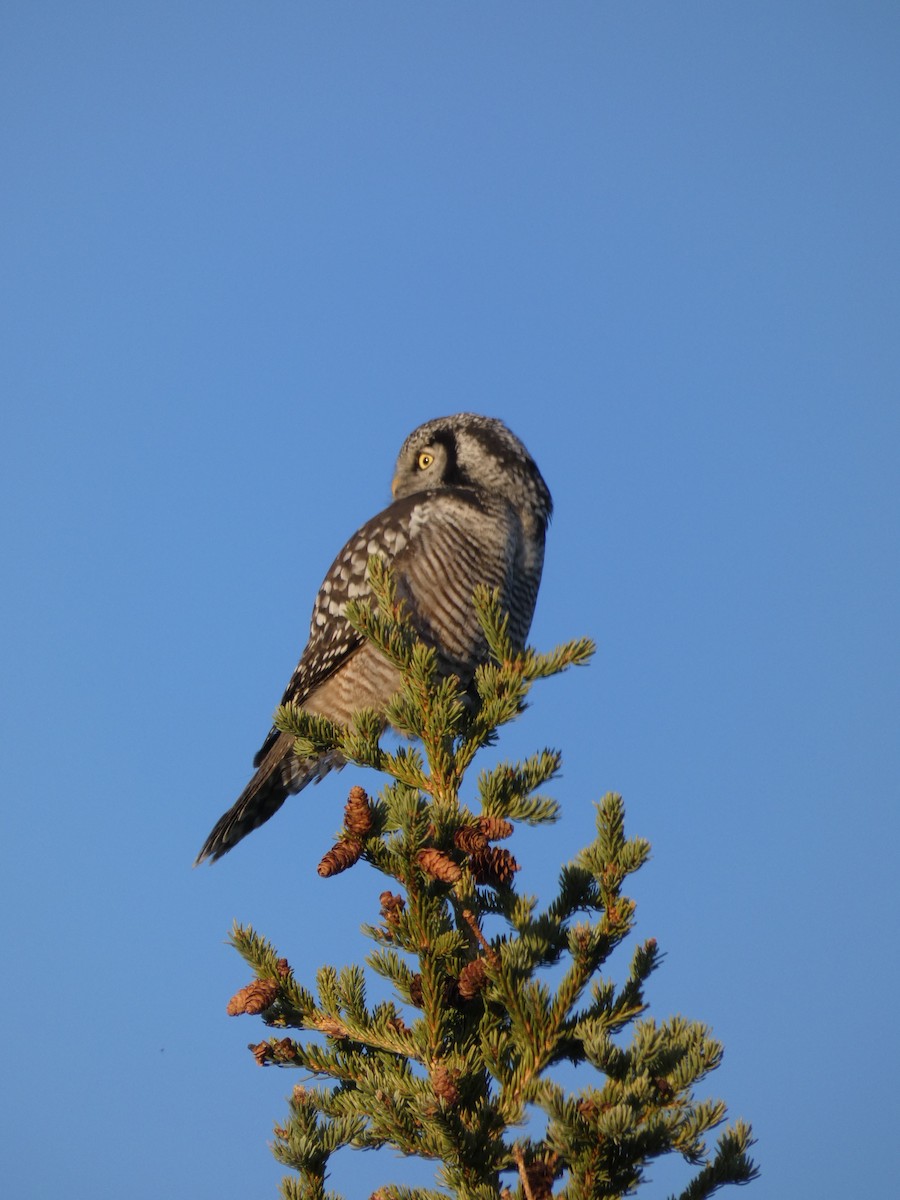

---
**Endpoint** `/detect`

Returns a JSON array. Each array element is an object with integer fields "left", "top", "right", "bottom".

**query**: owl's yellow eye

[{"left": 417, "top": 451, "right": 435, "bottom": 470}]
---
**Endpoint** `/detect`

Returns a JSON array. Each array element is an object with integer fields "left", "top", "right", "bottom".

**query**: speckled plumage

[{"left": 194, "top": 413, "right": 552, "bottom": 864}]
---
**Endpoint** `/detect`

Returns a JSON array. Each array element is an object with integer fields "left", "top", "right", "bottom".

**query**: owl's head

[{"left": 391, "top": 413, "right": 552, "bottom": 527}]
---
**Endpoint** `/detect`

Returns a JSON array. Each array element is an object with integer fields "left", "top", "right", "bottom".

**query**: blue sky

[{"left": 2, "top": 3, "right": 898, "bottom": 1197}]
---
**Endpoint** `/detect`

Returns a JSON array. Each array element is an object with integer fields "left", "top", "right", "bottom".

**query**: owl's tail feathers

[{"left": 193, "top": 732, "right": 343, "bottom": 865}]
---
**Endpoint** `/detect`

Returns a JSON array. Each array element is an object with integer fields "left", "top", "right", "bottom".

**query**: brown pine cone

[
  {"left": 318, "top": 839, "right": 363, "bottom": 877},
  {"left": 457, "top": 958, "right": 488, "bottom": 999},
  {"left": 469, "top": 846, "right": 519, "bottom": 888},
  {"left": 344, "top": 785, "right": 374, "bottom": 836},
  {"left": 226, "top": 978, "right": 279, "bottom": 1016},
  {"left": 416, "top": 848, "right": 462, "bottom": 883},
  {"left": 477, "top": 815, "right": 514, "bottom": 841}
]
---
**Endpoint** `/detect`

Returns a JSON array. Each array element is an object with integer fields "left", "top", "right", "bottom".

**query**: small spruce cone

[
  {"left": 416, "top": 848, "right": 462, "bottom": 884},
  {"left": 250, "top": 1040, "right": 270, "bottom": 1066},
  {"left": 408, "top": 973, "right": 424, "bottom": 1007},
  {"left": 431, "top": 1063, "right": 460, "bottom": 1106},
  {"left": 344, "top": 785, "right": 374, "bottom": 836},
  {"left": 318, "top": 838, "right": 362, "bottom": 877},
  {"left": 454, "top": 825, "right": 489, "bottom": 855},
  {"left": 457, "top": 958, "right": 488, "bottom": 999},
  {"left": 227, "top": 978, "right": 279, "bottom": 1016},
  {"left": 469, "top": 845, "right": 519, "bottom": 888},
  {"left": 478, "top": 815, "right": 514, "bottom": 841},
  {"left": 276, "top": 957, "right": 292, "bottom": 978},
  {"left": 379, "top": 891, "right": 405, "bottom": 925},
  {"left": 272, "top": 1037, "right": 297, "bottom": 1062}
]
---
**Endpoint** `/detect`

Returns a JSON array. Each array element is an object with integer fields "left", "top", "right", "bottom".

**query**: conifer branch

[{"left": 220, "top": 564, "right": 757, "bottom": 1199}]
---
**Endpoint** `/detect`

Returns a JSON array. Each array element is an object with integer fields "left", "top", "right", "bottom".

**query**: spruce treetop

[{"left": 224, "top": 560, "right": 758, "bottom": 1200}]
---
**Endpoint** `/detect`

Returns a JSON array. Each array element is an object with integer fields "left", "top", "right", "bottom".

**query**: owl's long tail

[{"left": 193, "top": 733, "right": 342, "bottom": 865}]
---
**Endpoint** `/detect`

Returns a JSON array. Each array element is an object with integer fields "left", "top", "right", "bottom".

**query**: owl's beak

[{"left": 390, "top": 474, "right": 399, "bottom": 499}]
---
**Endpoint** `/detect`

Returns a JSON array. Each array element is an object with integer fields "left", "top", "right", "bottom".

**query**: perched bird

[{"left": 194, "top": 413, "right": 552, "bottom": 864}]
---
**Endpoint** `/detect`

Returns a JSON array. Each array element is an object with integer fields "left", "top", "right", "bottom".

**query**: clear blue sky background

[{"left": 2, "top": 4, "right": 898, "bottom": 1197}]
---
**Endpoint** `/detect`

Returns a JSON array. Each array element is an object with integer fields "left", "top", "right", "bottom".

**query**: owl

[{"left": 195, "top": 413, "right": 552, "bottom": 864}]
